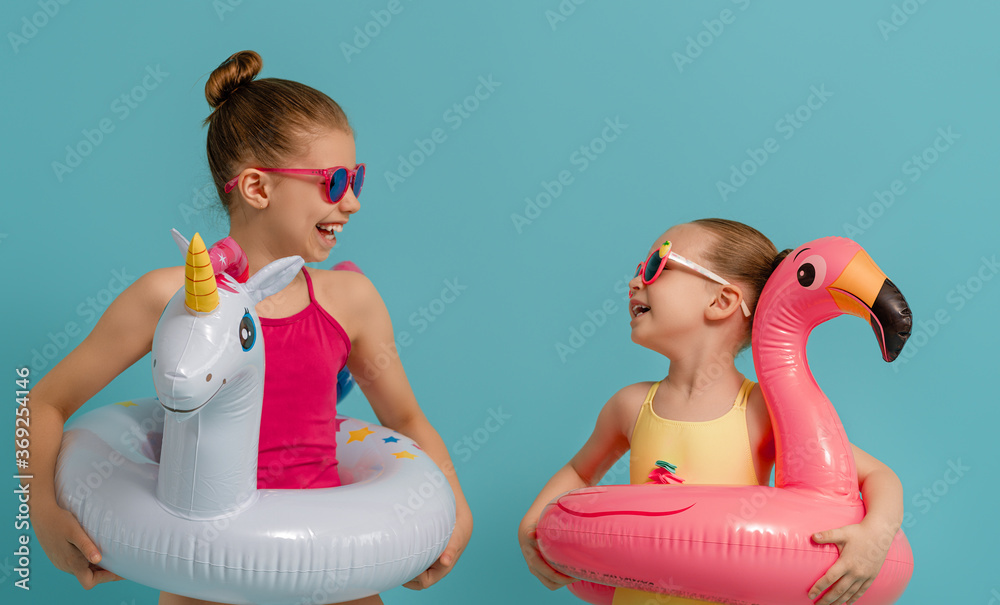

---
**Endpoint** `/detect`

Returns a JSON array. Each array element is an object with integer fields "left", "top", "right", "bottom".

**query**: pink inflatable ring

[{"left": 537, "top": 237, "right": 914, "bottom": 604}]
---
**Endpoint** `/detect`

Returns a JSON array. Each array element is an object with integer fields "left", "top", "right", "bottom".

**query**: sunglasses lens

[
  {"left": 327, "top": 168, "right": 349, "bottom": 203},
  {"left": 353, "top": 164, "right": 365, "bottom": 198},
  {"left": 643, "top": 252, "right": 662, "bottom": 283}
]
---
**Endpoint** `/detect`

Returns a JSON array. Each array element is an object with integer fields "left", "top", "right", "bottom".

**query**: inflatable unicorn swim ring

[
  {"left": 54, "top": 231, "right": 455, "bottom": 604},
  {"left": 536, "top": 237, "right": 915, "bottom": 605}
]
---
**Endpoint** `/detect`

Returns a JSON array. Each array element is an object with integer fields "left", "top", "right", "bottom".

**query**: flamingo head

[
  {"left": 152, "top": 230, "right": 304, "bottom": 415},
  {"left": 754, "top": 237, "right": 912, "bottom": 362}
]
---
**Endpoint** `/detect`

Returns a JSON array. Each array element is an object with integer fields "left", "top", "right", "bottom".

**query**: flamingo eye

[
  {"left": 797, "top": 264, "right": 815, "bottom": 286},
  {"left": 239, "top": 308, "right": 256, "bottom": 351},
  {"left": 797, "top": 255, "right": 827, "bottom": 290}
]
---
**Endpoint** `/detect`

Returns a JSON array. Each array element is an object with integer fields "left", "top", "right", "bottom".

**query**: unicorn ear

[
  {"left": 171, "top": 229, "right": 190, "bottom": 255},
  {"left": 245, "top": 256, "right": 305, "bottom": 304}
]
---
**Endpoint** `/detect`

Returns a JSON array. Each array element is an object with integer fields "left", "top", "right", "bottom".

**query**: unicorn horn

[{"left": 185, "top": 232, "right": 219, "bottom": 313}]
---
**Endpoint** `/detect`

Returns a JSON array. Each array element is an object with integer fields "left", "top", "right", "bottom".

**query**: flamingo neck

[
  {"left": 155, "top": 367, "right": 262, "bottom": 519},
  {"left": 754, "top": 296, "right": 859, "bottom": 501}
]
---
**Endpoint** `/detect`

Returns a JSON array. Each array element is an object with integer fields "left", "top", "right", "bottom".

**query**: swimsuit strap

[
  {"left": 643, "top": 379, "right": 754, "bottom": 411},
  {"left": 302, "top": 267, "right": 318, "bottom": 304},
  {"left": 734, "top": 378, "right": 755, "bottom": 411},
  {"left": 643, "top": 382, "right": 661, "bottom": 408}
]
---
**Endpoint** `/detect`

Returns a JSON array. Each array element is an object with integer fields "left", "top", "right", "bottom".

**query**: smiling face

[
  {"left": 627, "top": 223, "right": 724, "bottom": 355},
  {"left": 231, "top": 128, "right": 361, "bottom": 264},
  {"left": 272, "top": 128, "right": 361, "bottom": 263}
]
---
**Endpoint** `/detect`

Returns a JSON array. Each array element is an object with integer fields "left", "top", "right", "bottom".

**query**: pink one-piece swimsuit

[{"left": 256, "top": 267, "right": 351, "bottom": 489}]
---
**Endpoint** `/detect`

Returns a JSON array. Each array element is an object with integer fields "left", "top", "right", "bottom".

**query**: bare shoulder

[
  {"left": 746, "top": 381, "right": 776, "bottom": 478},
  {"left": 303, "top": 267, "right": 381, "bottom": 341},
  {"left": 604, "top": 381, "right": 655, "bottom": 441},
  {"left": 136, "top": 265, "right": 186, "bottom": 310},
  {"left": 305, "top": 265, "right": 379, "bottom": 304},
  {"left": 32, "top": 265, "right": 186, "bottom": 417},
  {"left": 90, "top": 265, "right": 186, "bottom": 340},
  {"left": 745, "top": 382, "right": 772, "bottom": 435}
]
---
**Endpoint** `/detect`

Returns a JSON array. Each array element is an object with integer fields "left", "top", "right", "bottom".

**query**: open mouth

[
  {"left": 316, "top": 223, "right": 343, "bottom": 241},
  {"left": 630, "top": 301, "right": 651, "bottom": 319}
]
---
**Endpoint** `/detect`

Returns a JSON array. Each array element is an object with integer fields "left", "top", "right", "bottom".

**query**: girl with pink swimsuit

[{"left": 28, "top": 50, "right": 472, "bottom": 605}]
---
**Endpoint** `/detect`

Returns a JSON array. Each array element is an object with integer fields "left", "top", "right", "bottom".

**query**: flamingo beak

[{"left": 827, "top": 250, "right": 912, "bottom": 362}]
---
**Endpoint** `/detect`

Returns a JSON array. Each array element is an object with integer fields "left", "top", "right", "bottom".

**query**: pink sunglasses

[
  {"left": 224, "top": 165, "right": 365, "bottom": 205},
  {"left": 634, "top": 241, "right": 751, "bottom": 318}
]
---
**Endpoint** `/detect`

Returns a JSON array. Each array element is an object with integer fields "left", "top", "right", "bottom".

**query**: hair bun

[
  {"left": 770, "top": 248, "right": 793, "bottom": 273},
  {"left": 205, "top": 50, "right": 262, "bottom": 110}
]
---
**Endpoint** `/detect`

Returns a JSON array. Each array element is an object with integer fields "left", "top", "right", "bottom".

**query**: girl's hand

[
  {"left": 518, "top": 522, "right": 576, "bottom": 590},
  {"left": 33, "top": 501, "right": 123, "bottom": 589},
  {"left": 808, "top": 521, "right": 892, "bottom": 604},
  {"left": 404, "top": 503, "right": 473, "bottom": 590}
]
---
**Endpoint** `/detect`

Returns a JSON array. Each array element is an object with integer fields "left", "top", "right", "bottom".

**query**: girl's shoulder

[
  {"left": 745, "top": 380, "right": 775, "bottom": 466},
  {"left": 129, "top": 265, "right": 187, "bottom": 314},
  {"left": 302, "top": 267, "right": 382, "bottom": 341},
  {"left": 745, "top": 381, "right": 772, "bottom": 432},
  {"left": 304, "top": 265, "right": 378, "bottom": 304},
  {"left": 609, "top": 381, "right": 657, "bottom": 407},
  {"left": 604, "top": 381, "right": 658, "bottom": 438}
]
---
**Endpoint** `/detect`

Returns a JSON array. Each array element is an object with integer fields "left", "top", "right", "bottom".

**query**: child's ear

[{"left": 706, "top": 284, "right": 744, "bottom": 321}]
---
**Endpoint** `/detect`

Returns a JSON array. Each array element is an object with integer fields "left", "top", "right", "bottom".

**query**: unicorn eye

[{"left": 239, "top": 309, "right": 256, "bottom": 352}]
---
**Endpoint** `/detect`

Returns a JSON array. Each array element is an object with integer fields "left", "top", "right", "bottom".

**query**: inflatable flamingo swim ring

[
  {"left": 54, "top": 231, "right": 455, "bottom": 604},
  {"left": 536, "top": 237, "right": 914, "bottom": 604}
]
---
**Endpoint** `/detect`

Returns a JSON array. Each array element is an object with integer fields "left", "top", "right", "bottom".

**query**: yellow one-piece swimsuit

[{"left": 611, "top": 378, "right": 760, "bottom": 605}]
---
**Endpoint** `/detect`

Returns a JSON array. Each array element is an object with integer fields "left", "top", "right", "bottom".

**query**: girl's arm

[
  {"left": 808, "top": 444, "right": 904, "bottom": 605},
  {"left": 342, "top": 274, "right": 472, "bottom": 590},
  {"left": 517, "top": 384, "right": 638, "bottom": 590},
  {"left": 27, "top": 267, "right": 180, "bottom": 589}
]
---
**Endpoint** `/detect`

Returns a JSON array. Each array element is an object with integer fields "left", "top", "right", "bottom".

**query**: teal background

[{"left": 2, "top": 1, "right": 998, "bottom": 603}]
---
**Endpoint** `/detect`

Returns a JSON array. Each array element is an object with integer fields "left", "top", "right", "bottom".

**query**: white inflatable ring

[
  {"left": 53, "top": 231, "right": 455, "bottom": 604},
  {"left": 56, "top": 401, "right": 453, "bottom": 604}
]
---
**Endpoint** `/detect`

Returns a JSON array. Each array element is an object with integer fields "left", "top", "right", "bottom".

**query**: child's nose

[
  {"left": 339, "top": 188, "right": 360, "bottom": 214},
  {"left": 628, "top": 273, "right": 643, "bottom": 298}
]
